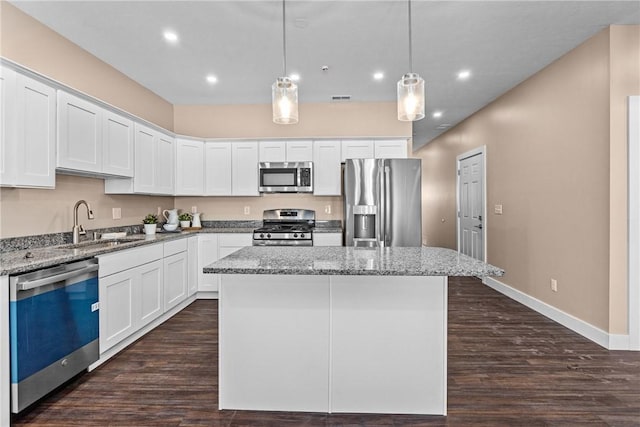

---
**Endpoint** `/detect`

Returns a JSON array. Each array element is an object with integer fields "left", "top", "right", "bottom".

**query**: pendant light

[
  {"left": 272, "top": 0, "right": 298, "bottom": 124},
  {"left": 397, "top": 0, "right": 425, "bottom": 121}
]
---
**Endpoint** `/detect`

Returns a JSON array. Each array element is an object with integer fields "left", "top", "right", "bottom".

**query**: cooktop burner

[{"left": 253, "top": 209, "right": 315, "bottom": 246}]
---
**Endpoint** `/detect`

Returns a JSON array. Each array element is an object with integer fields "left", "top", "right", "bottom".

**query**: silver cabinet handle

[{"left": 16, "top": 264, "right": 99, "bottom": 291}]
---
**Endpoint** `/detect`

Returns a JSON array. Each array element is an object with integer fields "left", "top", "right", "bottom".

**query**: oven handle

[{"left": 16, "top": 264, "right": 99, "bottom": 291}]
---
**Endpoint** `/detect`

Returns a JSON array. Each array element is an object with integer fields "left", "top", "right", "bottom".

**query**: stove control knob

[
  {"left": 260, "top": 233, "right": 264, "bottom": 238},
  {"left": 293, "top": 233, "right": 298, "bottom": 238},
  {"left": 300, "top": 233, "right": 305, "bottom": 238},
  {"left": 267, "top": 233, "right": 271, "bottom": 239}
]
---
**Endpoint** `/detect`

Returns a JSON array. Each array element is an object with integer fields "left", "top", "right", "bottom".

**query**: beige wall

[{"left": 415, "top": 26, "right": 640, "bottom": 335}]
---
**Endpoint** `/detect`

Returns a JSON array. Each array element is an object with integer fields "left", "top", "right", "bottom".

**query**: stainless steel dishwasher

[{"left": 9, "top": 258, "right": 99, "bottom": 413}]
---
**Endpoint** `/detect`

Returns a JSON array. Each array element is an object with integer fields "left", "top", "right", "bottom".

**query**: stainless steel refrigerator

[{"left": 344, "top": 158, "right": 422, "bottom": 247}]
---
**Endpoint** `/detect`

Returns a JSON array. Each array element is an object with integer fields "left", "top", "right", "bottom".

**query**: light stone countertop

[{"left": 204, "top": 246, "right": 504, "bottom": 277}]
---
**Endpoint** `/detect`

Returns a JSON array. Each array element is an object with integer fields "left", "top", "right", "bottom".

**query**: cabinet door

[
  {"left": 313, "top": 140, "right": 341, "bottom": 196},
  {"left": 155, "top": 132, "right": 175, "bottom": 195},
  {"left": 232, "top": 141, "right": 259, "bottom": 196},
  {"left": 13, "top": 73, "right": 56, "bottom": 188},
  {"left": 99, "top": 269, "right": 136, "bottom": 352},
  {"left": 341, "top": 140, "right": 374, "bottom": 162},
  {"left": 259, "top": 140, "right": 285, "bottom": 162},
  {"left": 0, "top": 66, "right": 15, "bottom": 186},
  {"left": 187, "top": 236, "right": 198, "bottom": 296},
  {"left": 205, "top": 142, "right": 232, "bottom": 195},
  {"left": 176, "top": 138, "right": 204, "bottom": 195},
  {"left": 57, "top": 91, "right": 102, "bottom": 173},
  {"left": 102, "top": 110, "right": 134, "bottom": 177},
  {"left": 198, "top": 234, "right": 219, "bottom": 292},
  {"left": 164, "top": 252, "right": 188, "bottom": 311},
  {"left": 374, "top": 139, "right": 408, "bottom": 159},
  {"left": 133, "top": 124, "right": 156, "bottom": 193},
  {"left": 286, "top": 140, "right": 313, "bottom": 161},
  {"left": 138, "top": 260, "right": 164, "bottom": 328}
]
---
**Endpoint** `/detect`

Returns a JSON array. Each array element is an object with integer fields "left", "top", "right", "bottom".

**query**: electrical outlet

[
  {"left": 244, "top": 206, "right": 250, "bottom": 215},
  {"left": 494, "top": 204, "right": 503, "bottom": 215},
  {"left": 191, "top": 206, "right": 198, "bottom": 214},
  {"left": 324, "top": 205, "right": 332, "bottom": 214},
  {"left": 157, "top": 206, "right": 162, "bottom": 217},
  {"left": 112, "top": 207, "right": 121, "bottom": 220},
  {"left": 550, "top": 278, "right": 558, "bottom": 292}
]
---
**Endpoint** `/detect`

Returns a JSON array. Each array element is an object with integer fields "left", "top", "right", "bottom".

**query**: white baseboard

[
  {"left": 196, "top": 291, "right": 219, "bottom": 300},
  {"left": 482, "top": 277, "right": 633, "bottom": 351}
]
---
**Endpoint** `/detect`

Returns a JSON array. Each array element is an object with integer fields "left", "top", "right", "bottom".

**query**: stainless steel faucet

[{"left": 72, "top": 200, "right": 95, "bottom": 244}]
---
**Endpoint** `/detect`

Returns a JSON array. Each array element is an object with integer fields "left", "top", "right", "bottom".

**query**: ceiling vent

[
  {"left": 436, "top": 124, "right": 452, "bottom": 130},
  {"left": 331, "top": 95, "right": 351, "bottom": 102}
]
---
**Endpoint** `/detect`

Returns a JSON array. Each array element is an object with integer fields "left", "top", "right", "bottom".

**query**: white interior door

[
  {"left": 457, "top": 148, "right": 485, "bottom": 261},
  {"left": 628, "top": 96, "right": 640, "bottom": 351}
]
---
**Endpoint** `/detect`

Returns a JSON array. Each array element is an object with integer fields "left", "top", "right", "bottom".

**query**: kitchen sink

[{"left": 57, "top": 236, "right": 147, "bottom": 250}]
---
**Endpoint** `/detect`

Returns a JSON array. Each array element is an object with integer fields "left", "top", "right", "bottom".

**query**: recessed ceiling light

[
  {"left": 163, "top": 30, "right": 179, "bottom": 43},
  {"left": 373, "top": 72, "right": 384, "bottom": 81},
  {"left": 206, "top": 75, "right": 218, "bottom": 84},
  {"left": 432, "top": 111, "right": 443, "bottom": 119},
  {"left": 457, "top": 70, "right": 471, "bottom": 80},
  {"left": 290, "top": 73, "right": 300, "bottom": 82}
]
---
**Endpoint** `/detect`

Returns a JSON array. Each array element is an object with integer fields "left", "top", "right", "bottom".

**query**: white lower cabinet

[
  {"left": 198, "top": 234, "right": 219, "bottom": 293},
  {"left": 98, "top": 239, "right": 192, "bottom": 354},
  {"left": 163, "top": 239, "right": 188, "bottom": 311},
  {"left": 197, "top": 233, "right": 253, "bottom": 296},
  {"left": 187, "top": 236, "right": 199, "bottom": 296},
  {"left": 99, "top": 257, "right": 163, "bottom": 352}
]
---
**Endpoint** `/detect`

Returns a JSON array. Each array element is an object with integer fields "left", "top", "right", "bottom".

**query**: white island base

[{"left": 219, "top": 274, "right": 447, "bottom": 415}]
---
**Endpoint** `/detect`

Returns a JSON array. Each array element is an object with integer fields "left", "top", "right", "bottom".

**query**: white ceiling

[{"left": 9, "top": 1, "right": 640, "bottom": 148}]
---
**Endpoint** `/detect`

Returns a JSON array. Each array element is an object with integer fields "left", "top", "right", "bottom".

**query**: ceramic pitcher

[
  {"left": 163, "top": 209, "right": 179, "bottom": 224},
  {"left": 191, "top": 212, "right": 202, "bottom": 228}
]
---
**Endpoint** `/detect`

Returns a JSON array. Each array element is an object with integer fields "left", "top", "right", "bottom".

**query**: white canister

[
  {"left": 144, "top": 223, "right": 157, "bottom": 235},
  {"left": 191, "top": 212, "right": 202, "bottom": 228}
]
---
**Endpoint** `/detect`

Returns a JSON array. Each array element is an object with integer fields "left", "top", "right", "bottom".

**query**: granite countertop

[
  {"left": 0, "top": 232, "right": 190, "bottom": 276},
  {"left": 204, "top": 246, "right": 504, "bottom": 277}
]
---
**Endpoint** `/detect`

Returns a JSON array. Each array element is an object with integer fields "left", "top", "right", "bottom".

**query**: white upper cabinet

[
  {"left": 313, "top": 140, "right": 342, "bottom": 196},
  {"left": 105, "top": 124, "right": 174, "bottom": 195},
  {"left": 232, "top": 141, "right": 259, "bottom": 196},
  {"left": 341, "top": 140, "right": 374, "bottom": 162},
  {"left": 205, "top": 141, "right": 232, "bottom": 196},
  {"left": 1, "top": 68, "right": 56, "bottom": 188},
  {"left": 57, "top": 90, "right": 134, "bottom": 177},
  {"left": 102, "top": 110, "right": 134, "bottom": 177},
  {"left": 175, "top": 138, "right": 204, "bottom": 195},
  {"left": 155, "top": 132, "right": 175, "bottom": 195},
  {"left": 286, "top": 140, "right": 313, "bottom": 161},
  {"left": 374, "top": 139, "right": 408, "bottom": 159},
  {"left": 259, "top": 141, "right": 286, "bottom": 162},
  {"left": 57, "top": 91, "right": 102, "bottom": 174},
  {"left": 259, "top": 140, "right": 312, "bottom": 162}
]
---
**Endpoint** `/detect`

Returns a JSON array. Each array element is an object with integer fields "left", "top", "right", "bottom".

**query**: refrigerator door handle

[
  {"left": 377, "top": 163, "right": 384, "bottom": 247},
  {"left": 383, "top": 164, "right": 392, "bottom": 246}
]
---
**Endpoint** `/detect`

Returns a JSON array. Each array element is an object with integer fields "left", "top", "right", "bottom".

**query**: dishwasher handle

[{"left": 16, "top": 264, "right": 99, "bottom": 291}]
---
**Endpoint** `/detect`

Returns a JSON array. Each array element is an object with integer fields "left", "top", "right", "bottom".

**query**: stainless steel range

[{"left": 252, "top": 209, "right": 315, "bottom": 246}]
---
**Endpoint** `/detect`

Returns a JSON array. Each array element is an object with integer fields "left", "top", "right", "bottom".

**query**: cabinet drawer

[
  {"left": 218, "top": 233, "right": 253, "bottom": 247},
  {"left": 164, "top": 238, "right": 188, "bottom": 257},
  {"left": 98, "top": 243, "right": 163, "bottom": 277}
]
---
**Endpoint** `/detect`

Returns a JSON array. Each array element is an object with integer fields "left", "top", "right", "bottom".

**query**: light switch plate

[
  {"left": 494, "top": 204, "right": 503, "bottom": 215},
  {"left": 112, "top": 207, "right": 121, "bottom": 220}
]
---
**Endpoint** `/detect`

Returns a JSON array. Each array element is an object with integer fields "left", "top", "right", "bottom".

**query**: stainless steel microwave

[{"left": 258, "top": 161, "right": 313, "bottom": 193}]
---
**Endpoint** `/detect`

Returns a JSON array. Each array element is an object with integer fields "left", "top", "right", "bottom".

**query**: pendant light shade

[
  {"left": 272, "top": 0, "right": 298, "bottom": 125},
  {"left": 397, "top": 72, "right": 425, "bottom": 121},
  {"left": 397, "top": 0, "right": 425, "bottom": 122},
  {"left": 272, "top": 77, "right": 298, "bottom": 124}
]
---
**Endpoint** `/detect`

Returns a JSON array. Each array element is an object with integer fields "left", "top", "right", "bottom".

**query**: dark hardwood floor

[{"left": 12, "top": 277, "right": 640, "bottom": 426}]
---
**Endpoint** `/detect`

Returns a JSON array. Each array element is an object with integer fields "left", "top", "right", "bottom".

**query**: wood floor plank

[{"left": 11, "top": 276, "right": 640, "bottom": 426}]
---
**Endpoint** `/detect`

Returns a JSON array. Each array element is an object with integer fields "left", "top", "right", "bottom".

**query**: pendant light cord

[
  {"left": 408, "top": 0, "right": 413, "bottom": 73},
  {"left": 282, "top": 0, "right": 287, "bottom": 77}
]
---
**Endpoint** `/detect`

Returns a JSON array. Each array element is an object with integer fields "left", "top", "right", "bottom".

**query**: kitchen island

[{"left": 204, "top": 246, "right": 503, "bottom": 415}]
